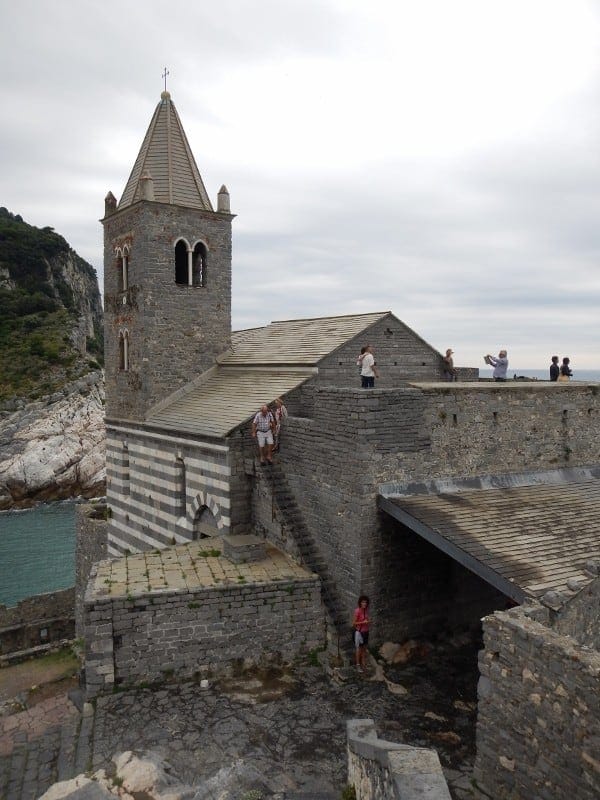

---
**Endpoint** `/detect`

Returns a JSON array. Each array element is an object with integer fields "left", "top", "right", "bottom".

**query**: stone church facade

[{"left": 94, "top": 91, "right": 600, "bottom": 799}]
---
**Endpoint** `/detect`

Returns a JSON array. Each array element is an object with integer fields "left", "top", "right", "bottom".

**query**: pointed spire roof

[{"left": 118, "top": 91, "right": 213, "bottom": 211}]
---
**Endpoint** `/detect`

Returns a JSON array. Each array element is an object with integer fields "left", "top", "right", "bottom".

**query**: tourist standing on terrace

[
  {"left": 360, "top": 345, "right": 379, "bottom": 388},
  {"left": 550, "top": 356, "right": 560, "bottom": 381},
  {"left": 443, "top": 348, "right": 457, "bottom": 381},
  {"left": 485, "top": 349, "right": 509, "bottom": 381}
]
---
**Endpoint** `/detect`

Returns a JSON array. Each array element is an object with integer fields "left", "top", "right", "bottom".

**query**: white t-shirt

[{"left": 361, "top": 353, "right": 375, "bottom": 377}]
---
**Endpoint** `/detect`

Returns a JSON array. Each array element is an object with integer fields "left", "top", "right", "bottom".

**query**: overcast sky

[{"left": 2, "top": 0, "right": 600, "bottom": 370}]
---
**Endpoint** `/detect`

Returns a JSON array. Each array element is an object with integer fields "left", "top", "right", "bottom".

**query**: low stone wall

[
  {"left": 347, "top": 719, "right": 451, "bottom": 800},
  {"left": 75, "top": 502, "right": 108, "bottom": 638},
  {"left": 0, "top": 588, "right": 74, "bottom": 658},
  {"left": 475, "top": 601, "right": 600, "bottom": 799},
  {"left": 84, "top": 565, "right": 324, "bottom": 697}
]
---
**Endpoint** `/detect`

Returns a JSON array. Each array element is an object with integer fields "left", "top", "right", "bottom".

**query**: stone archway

[{"left": 189, "top": 492, "right": 224, "bottom": 539}]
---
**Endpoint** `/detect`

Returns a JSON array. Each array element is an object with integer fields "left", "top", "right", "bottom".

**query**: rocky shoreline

[{"left": 0, "top": 371, "right": 106, "bottom": 510}]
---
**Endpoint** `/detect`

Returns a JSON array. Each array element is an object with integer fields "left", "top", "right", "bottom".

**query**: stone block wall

[
  {"left": 316, "top": 315, "right": 448, "bottom": 387},
  {"left": 105, "top": 423, "right": 231, "bottom": 555},
  {"left": 75, "top": 502, "right": 108, "bottom": 637},
  {"left": 84, "top": 575, "right": 324, "bottom": 697},
  {"left": 0, "top": 588, "right": 74, "bottom": 657},
  {"left": 374, "top": 382, "right": 600, "bottom": 484},
  {"left": 103, "top": 201, "right": 232, "bottom": 420},
  {"left": 475, "top": 604, "right": 600, "bottom": 799}
]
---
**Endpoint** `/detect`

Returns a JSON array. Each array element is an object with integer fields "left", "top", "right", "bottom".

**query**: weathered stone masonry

[
  {"left": 250, "top": 383, "right": 600, "bottom": 641},
  {"left": 475, "top": 597, "right": 600, "bottom": 800},
  {"left": 103, "top": 202, "right": 233, "bottom": 421},
  {"left": 84, "top": 569, "right": 324, "bottom": 697}
]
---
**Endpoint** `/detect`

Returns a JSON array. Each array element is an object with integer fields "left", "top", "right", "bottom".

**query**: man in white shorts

[{"left": 251, "top": 405, "right": 276, "bottom": 464}]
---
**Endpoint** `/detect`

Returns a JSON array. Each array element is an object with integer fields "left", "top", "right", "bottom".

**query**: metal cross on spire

[{"left": 162, "top": 67, "right": 170, "bottom": 92}]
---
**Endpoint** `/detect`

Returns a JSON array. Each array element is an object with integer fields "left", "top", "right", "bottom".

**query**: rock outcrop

[{"left": 0, "top": 371, "right": 105, "bottom": 510}]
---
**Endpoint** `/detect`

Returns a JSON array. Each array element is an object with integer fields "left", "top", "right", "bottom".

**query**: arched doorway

[{"left": 193, "top": 505, "right": 219, "bottom": 539}]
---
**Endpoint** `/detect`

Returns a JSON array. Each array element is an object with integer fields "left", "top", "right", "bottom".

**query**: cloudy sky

[{"left": 2, "top": 0, "right": 600, "bottom": 370}]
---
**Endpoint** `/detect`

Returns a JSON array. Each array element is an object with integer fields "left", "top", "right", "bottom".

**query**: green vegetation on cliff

[{"left": 0, "top": 207, "right": 103, "bottom": 401}]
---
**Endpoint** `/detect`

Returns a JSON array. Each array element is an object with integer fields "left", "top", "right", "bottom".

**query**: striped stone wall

[{"left": 106, "top": 422, "right": 232, "bottom": 555}]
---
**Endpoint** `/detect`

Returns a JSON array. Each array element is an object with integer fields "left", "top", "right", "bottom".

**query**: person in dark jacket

[
  {"left": 550, "top": 356, "right": 560, "bottom": 381},
  {"left": 559, "top": 357, "right": 573, "bottom": 381}
]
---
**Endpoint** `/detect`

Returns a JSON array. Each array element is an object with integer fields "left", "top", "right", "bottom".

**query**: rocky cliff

[
  {"left": 0, "top": 208, "right": 106, "bottom": 507},
  {"left": 0, "top": 372, "right": 105, "bottom": 509},
  {"left": 0, "top": 207, "right": 103, "bottom": 402}
]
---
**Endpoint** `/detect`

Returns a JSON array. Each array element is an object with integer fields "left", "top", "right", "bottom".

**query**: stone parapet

[{"left": 347, "top": 719, "right": 451, "bottom": 800}]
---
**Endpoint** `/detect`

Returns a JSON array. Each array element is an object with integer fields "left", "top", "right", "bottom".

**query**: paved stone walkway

[
  {"left": 91, "top": 542, "right": 311, "bottom": 599},
  {"left": 0, "top": 665, "right": 488, "bottom": 800}
]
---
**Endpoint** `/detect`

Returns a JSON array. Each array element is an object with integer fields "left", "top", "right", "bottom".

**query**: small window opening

[
  {"left": 175, "top": 240, "right": 188, "bottom": 285},
  {"left": 176, "top": 457, "right": 186, "bottom": 516},
  {"left": 452, "top": 414, "right": 458, "bottom": 426},
  {"left": 192, "top": 242, "right": 207, "bottom": 287},
  {"left": 116, "top": 248, "right": 130, "bottom": 292},
  {"left": 122, "top": 442, "right": 130, "bottom": 495},
  {"left": 119, "top": 331, "right": 129, "bottom": 371},
  {"left": 493, "top": 411, "right": 498, "bottom": 423}
]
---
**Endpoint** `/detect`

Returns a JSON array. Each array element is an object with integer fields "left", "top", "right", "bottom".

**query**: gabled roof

[
  {"left": 118, "top": 92, "right": 213, "bottom": 211},
  {"left": 146, "top": 312, "right": 389, "bottom": 436},
  {"left": 221, "top": 311, "right": 391, "bottom": 366},
  {"left": 380, "top": 476, "right": 600, "bottom": 607},
  {"left": 147, "top": 367, "right": 315, "bottom": 437}
]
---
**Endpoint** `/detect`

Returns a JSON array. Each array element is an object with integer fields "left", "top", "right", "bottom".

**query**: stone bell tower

[{"left": 102, "top": 90, "right": 234, "bottom": 421}]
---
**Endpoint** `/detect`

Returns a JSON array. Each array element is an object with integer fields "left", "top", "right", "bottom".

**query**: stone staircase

[{"left": 259, "top": 462, "right": 351, "bottom": 653}]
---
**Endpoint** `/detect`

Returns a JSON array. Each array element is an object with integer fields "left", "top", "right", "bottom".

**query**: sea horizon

[{"left": 480, "top": 367, "right": 600, "bottom": 381}]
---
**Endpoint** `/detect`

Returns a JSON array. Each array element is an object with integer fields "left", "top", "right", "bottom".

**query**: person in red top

[{"left": 352, "top": 595, "right": 370, "bottom": 673}]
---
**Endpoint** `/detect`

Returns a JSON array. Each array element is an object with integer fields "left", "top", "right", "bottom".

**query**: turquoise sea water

[{"left": 0, "top": 502, "right": 76, "bottom": 607}]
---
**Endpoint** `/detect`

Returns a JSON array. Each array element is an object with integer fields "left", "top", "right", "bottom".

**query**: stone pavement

[
  {"left": 90, "top": 542, "right": 312, "bottom": 599},
  {"left": 0, "top": 664, "right": 489, "bottom": 800}
]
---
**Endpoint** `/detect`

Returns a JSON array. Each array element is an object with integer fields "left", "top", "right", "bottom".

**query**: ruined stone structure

[{"left": 82, "top": 90, "right": 599, "bottom": 795}]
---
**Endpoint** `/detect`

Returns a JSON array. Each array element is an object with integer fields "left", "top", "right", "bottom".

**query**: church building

[{"left": 94, "top": 91, "right": 600, "bottom": 798}]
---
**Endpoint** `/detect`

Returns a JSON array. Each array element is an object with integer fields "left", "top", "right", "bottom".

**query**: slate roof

[
  {"left": 380, "top": 478, "right": 600, "bottom": 605},
  {"left": 118, "top": 92, "right": 213, "bottom": 211},
  {"left": 147, "top": 367, "right": 315, "bottom": 437},
  {"left": 221, "top": 312, "right": 390, "bottom": 366},
  {"left": 146, "top": 312, "right": 390, "bottom": 436}
]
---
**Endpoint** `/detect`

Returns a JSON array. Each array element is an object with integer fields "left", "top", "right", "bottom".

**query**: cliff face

[
  {"left": 0, "top": 372, "right": 105, "bottom": 510},
  {"left": 0, "top": 209, "right": 106, "bottom": 507},
  {"left": 0, "top": 207, "right": 103, "bottom": 402}
]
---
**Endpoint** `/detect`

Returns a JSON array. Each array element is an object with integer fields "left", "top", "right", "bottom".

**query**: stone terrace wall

[
  {"left": 75, "top": 502, "right": 108, "bottom": 638},
  {"left": 84, "top": 575, "right": 323, "bottom": 697},
  {"left": 0, "top": 588, "right": 74, "bottom": 657},
  {"left": 475, "top": 604, "right": 600, "bottom": 799},
  {"left": 374, "top": 382, "right": 600, "bottom": 484}
]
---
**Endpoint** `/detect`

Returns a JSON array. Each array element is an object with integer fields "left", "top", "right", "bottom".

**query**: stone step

[
  {"left": 5, "top": 741, "right": 27, "bottom": 800},
  {"left": 57, "top": 716, "right": 79, "bottom": 782},
  {"left": 74, "top": 707, "right": 94, "bottom": 775}
]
